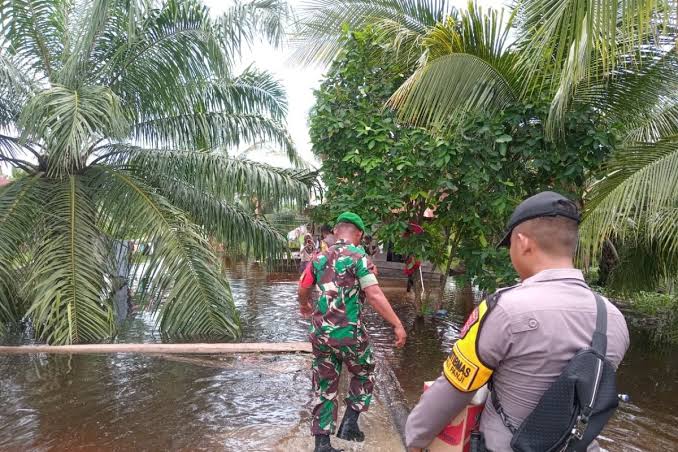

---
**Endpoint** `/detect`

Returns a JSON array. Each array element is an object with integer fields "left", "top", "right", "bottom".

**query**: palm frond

[
  {"left": 89, "top": 166, "right": 240, "bottom": 339},
  {"left": 581, "top": 136, "right": 678, "bottom": 260},
  {"left": 0, "top": 52, "right": 37, "bottom": 126},
  {"left": 153, "top": 177, "right": 288, "bottom": 260},
  {"left": 123, "top": 65, "right": 300, "bottom": 164},
  {"left": 514, "top": 0, "right": 671, "bottom": 134},
  {"left": 0, "top": 0, "right": 65, "bottom": 81},
  {"left": 91, "top": 1, "right": 297, "bottom": 164},
  {"left": 106, "top": 0, "right": 288, "bottom": 103},
  {"left": 0, "top": 177, "right": 43, "bottom": 323},
  {"left": 292, "top": 0, "right": 455, "bottom": 65},
  {"left": 388, "top": 54, "right": 516, "bottom": 126},
  {"left": 101, "top": 0, "right": 230, "bottom": 117},
  {"left": 218, "top": 0, "right": 290, "bottom": 52},
  {"left": 19, "top": 85, "right": 129, "bottom": 176},
  {"left": 227, "top": 66, "right": 289, "bottom": 123},
  {"left": 98, "top": 145, "right": 312, "bottom": 204},
  {"left": 0, "top": 266, "right": 22, "bottom": 324},
  {"left": 574, "top": 48, "right": 678, "bottom": 142},
  {"left": 57, "top": 0, "right": 114, "bottom": 87},
  {"left": 624, "top": 102, "right": 678, "bottom": 143},
  {"left": 25, "top": 176, "right": 115, "bottom": 345},
  {"left": 387, "top": 4, "right": 518, "bottom": 127},
  {"left": 606, "top": 234, "right": 678, "bottom": 292},
  {"left": 130, "top": 111, "right": 295, "bottom": 158},
  {"left": 0, "top": 133, "right": 26, "bottom": 160}
]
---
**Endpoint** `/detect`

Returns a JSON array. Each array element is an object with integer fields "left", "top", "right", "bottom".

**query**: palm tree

[
  {"left": 295, "top": 0, "right": 678, "bottom": 289},
  {"left": 0, "top": 0, "right": 313, "bottom": 344}
]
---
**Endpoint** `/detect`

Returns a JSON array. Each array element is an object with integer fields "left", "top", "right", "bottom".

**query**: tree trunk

[
  {"left": 111, "top": 240, "right": 132, "bottom": 324},
  {"left": 439, "top": 229, "right": 462, "bottom": 311},
  {"left": 597, "top": 239, "right": 619, "bottom": 287},
  {"left": 460, "top": 282, "right": 475, "bottom": 317}
]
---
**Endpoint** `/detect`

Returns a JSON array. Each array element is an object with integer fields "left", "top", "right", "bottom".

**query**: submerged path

[{"left": 0, "top": 342, "right": 313, "bottom": 354}]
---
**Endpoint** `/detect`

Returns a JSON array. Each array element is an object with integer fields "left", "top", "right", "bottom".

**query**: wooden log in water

[{"left": 0, "top": 342, "right": 313, "bottom": 355}]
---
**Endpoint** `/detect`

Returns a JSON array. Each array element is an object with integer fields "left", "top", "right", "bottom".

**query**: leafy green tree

[
  {"left": 0, "top": 0, "right": 312, "bottom": 344},
  {"left": 310, "top": 29, "right": 613, "bottom": 296},
  {"left": 298, "top": 0, "right": 678, "bottom": 291}
]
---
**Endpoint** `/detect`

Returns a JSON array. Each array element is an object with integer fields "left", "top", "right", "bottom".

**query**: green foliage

[
  {"left": 630, "top": 291, "right": 678, "bottom": 345},
  {"left": 0, "top": 0, "right": 312, "bottom": 344},
  {"left": 310, "top": 29, "right": 613, "bottom": 291},
  {"left": 593, "top": 286, "right": 678, "bottom": 346},
  {"left": 298, "top": 0, "right": 678, "bottom": 292}
]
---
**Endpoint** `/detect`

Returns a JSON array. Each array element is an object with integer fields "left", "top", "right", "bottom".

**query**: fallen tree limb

[{"left": 0, "top": 342, "right": 313, "bottom": 355}]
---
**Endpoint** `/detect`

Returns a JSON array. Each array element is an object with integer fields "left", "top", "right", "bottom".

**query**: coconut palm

[
  {"left": 295, "top": 0, "right": 678, "bottom": 289},
  {"left": 295, "top": 0, "right": 669, "bottom": 130},
  {"left": 0, "top": 0, "right": 313, "bottom": 344},
  {"left": 578, "top": 52, "right": 678, "bottom": 289}
]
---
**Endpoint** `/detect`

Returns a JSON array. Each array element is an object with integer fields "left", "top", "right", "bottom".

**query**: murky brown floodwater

[{"left": 1, "top": 264, "right": 676, "bottom": 451}]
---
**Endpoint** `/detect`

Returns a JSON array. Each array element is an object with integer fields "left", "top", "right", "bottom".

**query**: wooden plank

[{"left": 0, "top": 342, "right": 313, "bottom": 355}]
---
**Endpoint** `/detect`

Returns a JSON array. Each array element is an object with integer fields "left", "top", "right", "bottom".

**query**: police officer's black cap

[{"left": 498, "top": 191, "right": 580, "bottom": 247}]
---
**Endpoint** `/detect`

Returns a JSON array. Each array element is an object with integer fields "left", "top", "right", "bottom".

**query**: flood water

[{"left": 1, "top": 264, "right": 677, "bottom": 451}]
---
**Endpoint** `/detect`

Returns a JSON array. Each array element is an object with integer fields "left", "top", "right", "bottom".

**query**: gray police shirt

[{"left": 405, "top": 268, "right": 630, "bottom": 451}]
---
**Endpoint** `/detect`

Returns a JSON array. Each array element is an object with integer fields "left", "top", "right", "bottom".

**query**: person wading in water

[{"left": 298, "top": 212, "right": 407, "bottom": 452}]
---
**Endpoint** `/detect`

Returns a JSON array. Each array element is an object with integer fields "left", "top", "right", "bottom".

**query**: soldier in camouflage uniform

[{"left": 299, "top": 212, "right": 407, "bottom": 452}]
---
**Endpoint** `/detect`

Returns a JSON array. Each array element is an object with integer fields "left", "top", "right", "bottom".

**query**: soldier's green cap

[{"left": 335, "top": 211, "right": 366, "bottom": 232}]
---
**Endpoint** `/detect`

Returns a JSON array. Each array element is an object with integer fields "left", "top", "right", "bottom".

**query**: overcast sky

[{"left": 204, "top": 0, "right": 510, "bottom": 168}]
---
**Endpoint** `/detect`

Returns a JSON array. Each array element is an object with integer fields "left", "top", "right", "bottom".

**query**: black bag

[{"left": 491, "top": 292, "right": 619, "bottom": 452}]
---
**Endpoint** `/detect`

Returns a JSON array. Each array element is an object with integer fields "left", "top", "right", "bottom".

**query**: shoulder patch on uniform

[
  {"left": 459, "top": 308, "right": 479, "bottom": 338},
  {"left": 444, "top": 345, "right": 480, "bottom": 391},
  {"left": 443, "top": 300, "right": 494, "bottom": 392}
]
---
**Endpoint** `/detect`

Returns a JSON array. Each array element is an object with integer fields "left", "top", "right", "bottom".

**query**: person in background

[
  {"left": 405, "top": 191, "right": 629, "bottom": 451},
  {"left": 299, "top": 233, "right": 316, "bottom": 273},
  {"left": 362, "top": 235, "right": 380, "bottom": 258},
  {"left": 299, "top": 212, "right": 407, "bottom": 452},
  {"left": 320, "top": 224, "right": 336, "bottom": 252},
  {"left": 402, "top": 223, "right": 424, "bottom": 293},
  {"left": 404, "top": 256, "right": 420, "bottom": 293}
]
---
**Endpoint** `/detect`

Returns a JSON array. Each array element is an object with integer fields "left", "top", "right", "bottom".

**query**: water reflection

[
  {"left": 0, "top": 264, "right": 402, "bottom": 451},
  {"left": 0, "top": 264, "right": 676, "bottom": 451}
]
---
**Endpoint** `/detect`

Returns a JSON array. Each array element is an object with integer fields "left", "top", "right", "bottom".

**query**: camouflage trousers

[{"left": 310, "top": 338, "right": 375, "bottom": 436}]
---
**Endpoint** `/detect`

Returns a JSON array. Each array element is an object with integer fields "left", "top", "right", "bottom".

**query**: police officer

[
  {"left": 299, "top": 212, "right": 407, "bottom": 452},
  {"left": 405, "top": 191, "right": 630, "bottom": 451}
]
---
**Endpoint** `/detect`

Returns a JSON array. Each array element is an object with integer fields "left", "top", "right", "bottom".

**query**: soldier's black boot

[
  {"left": 336, "top": 406, "right": 365, "bottom": 442},
  {"left": 314, "top": 434, "right": 343, "bottom": 452}
]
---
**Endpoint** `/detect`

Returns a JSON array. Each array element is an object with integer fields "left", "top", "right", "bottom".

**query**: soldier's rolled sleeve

[
  {"left": 405, "top": 375, "right": 475, "bottom": 448},
  {"left": 355, "top": 256, "right": 378, "bottom": 289}
]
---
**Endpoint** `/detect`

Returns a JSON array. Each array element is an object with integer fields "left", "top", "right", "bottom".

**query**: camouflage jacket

[{"left": 301, "top": 239, "right": 378, "bottom": 346}]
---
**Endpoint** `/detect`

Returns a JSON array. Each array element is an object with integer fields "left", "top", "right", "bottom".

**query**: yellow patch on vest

[{"left": 443, "top": 300, "right": 494, "bottom": 392}]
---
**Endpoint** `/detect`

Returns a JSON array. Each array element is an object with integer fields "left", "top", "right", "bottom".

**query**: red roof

[{"left": 0, "top": 176, "right": 11, "bottom": 187}]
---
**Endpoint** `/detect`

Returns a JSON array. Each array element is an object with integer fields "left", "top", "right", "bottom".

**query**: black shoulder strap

[
  {"left": 485, "top": 289, "right": 518, "bottom": 434},
  {"left": 591, "top": 292, "right": 608, "bottom": 356}
]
